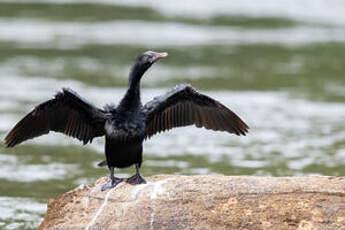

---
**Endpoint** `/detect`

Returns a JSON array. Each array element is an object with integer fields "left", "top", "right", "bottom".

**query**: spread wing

[
  {"left": 142, "top": 84, "right": 249, "bottom": 139},
  {"left": 4, "top": 88, "right": 109, "bottom": 147}
]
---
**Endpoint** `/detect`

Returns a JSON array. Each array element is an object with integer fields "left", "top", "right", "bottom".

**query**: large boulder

[{"left": 39, "top": 175, "right": 345, "bottom": 230}]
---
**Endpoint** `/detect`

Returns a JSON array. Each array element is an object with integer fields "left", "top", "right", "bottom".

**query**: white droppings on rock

[
  {"left": 130, "top": 183, "right": 150, "bottom": 200},
  {"left": 84, "top": 182, "right": 125, "bottom": 230},
  {"left": 149, "top": 179, "right": 171, "bottom": 230},
  {"left": 150, "top": 179, "right": 170, "bottom": 199},
  {"left": 129, "top": 179, "right": 171, "bottom": 200},
  {"left": 82, "top": 196, "right": 89, "bottom": 208}
]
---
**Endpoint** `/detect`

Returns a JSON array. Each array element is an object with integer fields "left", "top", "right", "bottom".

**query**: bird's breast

[{"left": 105, "top": 118, "right": 145, "bottom": 142}]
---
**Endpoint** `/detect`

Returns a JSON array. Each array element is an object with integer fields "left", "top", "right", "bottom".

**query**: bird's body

[
  {"left": 104, "top": 104, "right": 145, "bottom": 169},
  {"left": 4, "top": 51, "right": 249, "bottom": 191}
]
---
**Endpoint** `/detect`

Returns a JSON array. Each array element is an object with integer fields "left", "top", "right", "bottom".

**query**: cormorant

[{"left": 4, "top": 51, "right": 249, "bottom": 191}]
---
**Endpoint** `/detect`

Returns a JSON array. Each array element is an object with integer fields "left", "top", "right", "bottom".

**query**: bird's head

[
  {"left": 136, "top": 50, "right": 168, "bottom": 70},
  {"left": 129, "top": 51, "right": 168, "bottom": 83}
]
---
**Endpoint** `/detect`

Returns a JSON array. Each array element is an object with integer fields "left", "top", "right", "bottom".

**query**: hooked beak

[{"left": 152, "top": 52, "right": 168, "bottom": 62}]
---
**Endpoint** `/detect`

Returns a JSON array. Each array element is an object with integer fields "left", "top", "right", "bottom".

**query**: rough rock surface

[{"left": 39, "top": 175, "right": 345, "bottom": 230}]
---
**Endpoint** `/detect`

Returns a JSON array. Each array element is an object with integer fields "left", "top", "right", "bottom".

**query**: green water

[{"left": 0, "top": 1, "right": 344, "bottom": 229}]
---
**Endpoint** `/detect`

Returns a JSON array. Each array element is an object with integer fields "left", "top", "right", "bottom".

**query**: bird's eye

[
  {"left": 146, "top": 57, "right": 154, "bottom": 64},
  {"left": 141, "top": 56, "right": 150, "bottom": 64}
]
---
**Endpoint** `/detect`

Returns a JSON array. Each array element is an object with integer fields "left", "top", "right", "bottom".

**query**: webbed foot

[
  {"left": 126, "top": 174, "right": 146, "bottom": 185},
  {"left": 101, "top": 178, "right": 123, "bottom": 191}
]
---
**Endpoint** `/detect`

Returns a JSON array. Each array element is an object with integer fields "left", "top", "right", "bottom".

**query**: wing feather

[
  {"left": 143, "top": 84, "right": 249, "bottom": 138},
  {"left": 4, "top": 88, "right": 109, "bottom": 147}
]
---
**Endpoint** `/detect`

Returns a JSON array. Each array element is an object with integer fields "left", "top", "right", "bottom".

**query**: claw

[
  {"left": 101, "top": 166, "right": 123, "bottom": 191},
  {"left": 127, "top": 174, "right": 146, "bottom": 185},
  {"left": 101, "top": 178, "right": 123, "bottom": 191},
  {"left": 126, "top": 163, "right": 146, "bottom": 185}
]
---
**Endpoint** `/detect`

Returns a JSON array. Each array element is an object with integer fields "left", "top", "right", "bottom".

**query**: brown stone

[{"left": 39, "top": 175, "right": 345, "bottom": 230}]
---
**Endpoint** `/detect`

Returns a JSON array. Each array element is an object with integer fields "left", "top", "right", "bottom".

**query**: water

[{"left": 0, "top": 1, "right": 345, "bottom": 229}]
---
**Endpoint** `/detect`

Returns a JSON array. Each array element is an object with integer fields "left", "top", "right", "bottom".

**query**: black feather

[{"left": 143, "top": 84, "right": 249, "bottom": 138}]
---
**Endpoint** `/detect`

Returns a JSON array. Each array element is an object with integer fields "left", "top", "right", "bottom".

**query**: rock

[{"left": 39, "top": 175, "right": 345, "bottom": 230}]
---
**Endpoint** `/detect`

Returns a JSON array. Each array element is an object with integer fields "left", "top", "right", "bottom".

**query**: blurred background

[{"left": 0, "top": 0, "right": 344, "bottom": 229}]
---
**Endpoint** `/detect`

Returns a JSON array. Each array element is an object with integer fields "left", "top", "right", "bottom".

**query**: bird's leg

[
  {"left": 101, "top": 167, "right": 123, "bottom": 191},
  {"left": 126, "top": 164, "right": 147, "bottom": 185}
]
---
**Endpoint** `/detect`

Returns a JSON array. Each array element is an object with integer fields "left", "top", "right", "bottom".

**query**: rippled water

[{"left": 0, "top": 1, "right": 345, "bottom": 229}]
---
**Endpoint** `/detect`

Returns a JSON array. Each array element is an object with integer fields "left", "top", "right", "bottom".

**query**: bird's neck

[{"left": 119, "top": 66, "right": 144, "bottom": 110}]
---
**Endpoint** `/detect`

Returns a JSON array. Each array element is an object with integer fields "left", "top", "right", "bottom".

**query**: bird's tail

[{"left": 97, "top": 160, "right": 107, "bottom": 167}]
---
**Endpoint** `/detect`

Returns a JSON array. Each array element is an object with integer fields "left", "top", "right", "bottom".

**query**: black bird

[{"left": 4, "top": 51, "right": 249, "bottom": 191}]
